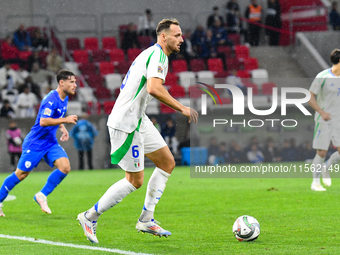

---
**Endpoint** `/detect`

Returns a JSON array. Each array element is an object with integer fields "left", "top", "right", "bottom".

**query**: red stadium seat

[
  {"left": 127, "top": 48, "right": 142, "bottom": 61},
  {"left": 10, "top": 64, "right": 20, "bottom": 71},
  {"left": 109, "top": 49, "right": 125, "bottom": 63},
  {"left": 18, "top": 51, "right": 32, "bottom": 61},
  {"left": 236, "top": 70, "right": 251, "bottom": 78},
  {"left": 138, "top": 36, "right": 152, "bottom": 49},
  {"left": 95, "top": 86, "right": 112, "bottom": 99},
  {"left": 221, "top": 97, "right": 232, "bottom": 104},
  {"left": 87, "top": 101, "right": 102, "bottom": 115},
  {"left": 226, "top": 58, "right": 241, "bottom": 71},
  {"left": 103, "top": 101, "right": 116, "bottom": 114},
  {"left": 243, "top": 57, "right": 259, "bottom": 70},
  {"left": 66, "top": 38, "right": 81, "bottom": 52},
  {"left": 207, "top": 58, "right": 224, "bottom": 72},
  {"left": 228, "top": 34, "right": 241, "bottom": 45},
  {"left": 189, "top": 86, "right": 204, "bottom": 99},
  {"left": 244, "top": 81, "right": 259, "bottom": 95},
  {"left": 91, "top": 49, "right": 108, "bottom": 62},
  {"left": 160, "top": 103, "right": 176, "bottom": 113},
  {"left": 78, "top": 63, "right": 97, "bottom": 76},
  {"left": 189, "top": 59, "right": 205, "bottom": 72},
  {"left": 171, "top": 59, "right": 188, "bottom": 73},
  {"left": 84, "top": 37, "right": 99, "bottom": 51},
  {"left": 102, "top": 37, "right": 117, "bottom": 50},
  {"left": 99, "top": 62, "right": 115, "bottom": 76},
  {"left": 116, "top": 61, "right": 132, "bottom": 75},
  {"left": 73, "top": 50, "right": 89, "bottom": 63},
  {"left": 261, "top": 82, "right": 277, "bottom": 95},
  {"left": 164, "top": 72, "right": 178, "bottom": 85},
  {"left": 168, "top": 85, "right": 186, "bottom": 98},
  {"left": 86, "top": 75, "right": 105, "bottom": 89},
  {"left": 234, "top": 45, "right": 250, "bottom": 60},
  {"left": 217, "top": 46, "right": 233, "bottom": 58}
]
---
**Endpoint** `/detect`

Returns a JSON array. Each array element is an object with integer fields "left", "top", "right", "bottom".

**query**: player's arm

[
  {"left": 308, "top": 91, "right": 331, "bottom": 121},
  {"left": 59, "top": 124, "right": 69, "bottom": 142},
  {"left": 147, "top": 77, "right": 198, "bottom": 123},
  {"left": 40, "top": 115, "right": 78, "bottom": 126}
]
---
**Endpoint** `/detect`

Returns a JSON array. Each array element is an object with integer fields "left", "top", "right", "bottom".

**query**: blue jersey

[{"left": 22, "top": 90, "right": 68, "bottom": 151}]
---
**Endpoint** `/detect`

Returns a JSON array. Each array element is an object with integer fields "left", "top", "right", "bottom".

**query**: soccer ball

[
  {"left": 232, "top": 215, "right": 260, "bottom": 241},
  {"left": 13, "top": 137, "right": 22, "bottom": 146}
]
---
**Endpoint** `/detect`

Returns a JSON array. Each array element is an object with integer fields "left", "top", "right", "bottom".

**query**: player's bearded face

[
  {"left": 166, "top": 25, "right": 183, "bottom": 53},
  {"left": 63, "top": 76, "right": 77, "bottom": 95}
]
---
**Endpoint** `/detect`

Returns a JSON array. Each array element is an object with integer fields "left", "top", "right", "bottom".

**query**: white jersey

[
  {"left": 107, "top": 44, "right": 168, "bottom": 133},
  {"left": 309, "top": 68, "right": 340, "bottom": 123}
]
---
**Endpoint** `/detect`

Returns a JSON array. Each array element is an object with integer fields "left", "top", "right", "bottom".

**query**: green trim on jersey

[
  {"left": 159, "top": 48, "right": 166, "bottom": 64},
  {"left": 132, "top": 51, "right": 155, "bottom": 100},
  {"left": 111, "top": 118, "right": 142, "bottom": 164}
]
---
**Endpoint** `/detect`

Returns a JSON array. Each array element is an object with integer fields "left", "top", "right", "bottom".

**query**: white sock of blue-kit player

[
  {"left": 139, "top": 167, "right": 170, "bottom": 222},
  {"left": 86, "top": 177, "right": 136, "bottom": 221},
  {"left": 312, "top": 154, "right": 325, "bottom": 184}
]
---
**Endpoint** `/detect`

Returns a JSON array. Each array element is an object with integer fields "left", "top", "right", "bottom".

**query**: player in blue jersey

[{"left": 0, "top": 69, "right": 78, "bottom": 217}]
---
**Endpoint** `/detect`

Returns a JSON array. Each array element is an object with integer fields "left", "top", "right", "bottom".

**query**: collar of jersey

[
  {"left": 329, "top": 68, "right": 340, "bottom": 77},
  {"left": 155, "top": 43, "right": 163, "bottom": 51}
]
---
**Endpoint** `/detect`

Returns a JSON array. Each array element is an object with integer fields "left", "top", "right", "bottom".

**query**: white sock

[
  {"left": 139, "top": 167, "right": 170, "bottom": 222},
  {"left": 95, "top": 178, "right": 136, "bottom": 216},
  {"left": 312, "top": 154, "right": 325, "bottom": 184},
  {"left": 325, "top": 151, "right": 340, "bottom": 171}
]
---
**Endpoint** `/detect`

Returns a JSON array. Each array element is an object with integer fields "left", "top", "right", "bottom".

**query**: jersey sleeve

[
  {"left": 40, "top": 96, "right": 57, "bottom": 118},
  {"left": 146, "top": 48, "right": 168, "bottom": 83},
  {"left": 309, "top": 71, "right": 327, "bottom": 95}
]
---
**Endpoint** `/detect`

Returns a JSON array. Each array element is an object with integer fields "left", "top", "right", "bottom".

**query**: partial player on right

[{"left": 309, "top": 49, "right": 340, "bottom": 191}]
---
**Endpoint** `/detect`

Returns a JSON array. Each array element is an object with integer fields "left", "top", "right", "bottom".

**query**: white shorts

[
  {"left": 313, "top": 120, "right": 340, "bottom": 150},
  {"left": 109, "top": 117, "right": 167, "bottom": 172}
]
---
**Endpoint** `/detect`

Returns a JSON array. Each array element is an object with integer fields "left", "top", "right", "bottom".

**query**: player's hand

[
  {"left": 181, "top": 107, "right": 198, "bottom": 123},
  {"left": 59, "top": 126, "right": 69, "bottom": 142},
  {"left": 320, "top": 111, "right": 331, "bottom": 121},
  {"left": 65, "top": 115, "right": 78, "bottom": 124}
]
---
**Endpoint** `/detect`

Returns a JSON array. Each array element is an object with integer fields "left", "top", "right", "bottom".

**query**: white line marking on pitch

[{"left": 0, "top": 234, "right": 154, "bottom": 255}]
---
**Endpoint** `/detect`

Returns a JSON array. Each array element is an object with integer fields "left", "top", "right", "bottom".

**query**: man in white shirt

[
  {"left": 16, "top": 85, "right": 38, "bottom": 118},
  {"left": 77, "top": 18, "right": 198, "bottom": 243}
]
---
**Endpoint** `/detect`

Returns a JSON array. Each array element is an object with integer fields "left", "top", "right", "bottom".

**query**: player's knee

[
  {"left": 131, "top": 179, "right": 143, "bottom": 189},
  {"left": 59, "top": 164, "right": 71, "bottom": 174},
  {"left": 317, "top": 150, "right": 327, "bottom": 158},
  {"left": 161, "top": 156, "right": 176, "bottom": 173}
]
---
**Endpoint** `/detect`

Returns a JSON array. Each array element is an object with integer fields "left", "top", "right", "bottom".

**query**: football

[
  {"left": 13, "top": 137, "right": 22, "bottom": 146},
  {"left": 232, "top": 215, "right": 260, "bottom": 241}
]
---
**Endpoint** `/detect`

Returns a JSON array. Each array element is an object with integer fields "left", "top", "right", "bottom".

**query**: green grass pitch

[{"left": 0, "top": 165, "right": 339, "bottom": 254}]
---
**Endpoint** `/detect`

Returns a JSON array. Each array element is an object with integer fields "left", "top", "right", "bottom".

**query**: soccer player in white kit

[
  {"left": 77, "top": 18, "right": 198, "bottom": 243},
  {"left": 309, "top": 49, "right": 340, "bottom": 191}
]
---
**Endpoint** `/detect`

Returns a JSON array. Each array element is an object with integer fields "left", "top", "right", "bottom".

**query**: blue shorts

[{"left": 17, "top": 144, "right": 68, "bottom": 172}]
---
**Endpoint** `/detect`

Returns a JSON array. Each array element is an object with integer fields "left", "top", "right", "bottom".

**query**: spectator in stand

[
  {"left": 70, "top": 113, "right": 99, "bottom": 170},
  {"left": 13, "top": 24, "right": 31, "bottom": 51},
  {"left": 265, "top": 0, "right": 282, "bottom": 46},
  {"left": 330, "top": 1, "right": 340, "bottom": 30},
  {"left": 6, "top": 120, "right": 23, "bottom": 171},
  {"left": 214, "top": 142, "right": 230, "bottom": 164},
  {"left": 16, "top": 85, "right": 38, "bottom": 118},
  {"left": 226, "top": 70, "right": 247, "bottom": 94},
  {"left": 191, "top": 25, "right": 207, "bottom": 54},
  {"left": 0, "top": 99, "right": 16, "bottom": 118},
  {"left": 151, "top": 117, "right": 161, "bottom": 132},
  {"left": 30, "top": 62, "right": 52, "bottom": 85},
  {"left": 0, "top": 63, "right": 20, "bottom": 89},
  {"left": 300, "top": 141, "right": 315, "bottom": 161},
  {"left": 212, "top": 19, "right": 233, "bottom": 47},
  {"left": 263, "top": 137, "right": 281, "bottom": 162},
  {"left": 229, "top": 141, "right": 244, "bottom": 163},
  {"left": 247, "top": 144, "right": 264, "bottom": 163},
  {"left": 245, "top": 0, "right": 263, "bottom": 46},
  {"left": 46, "top": 47, "right": 63, "bottom": 73},
  {"left": 19, "top": 76, "right": 41, "bottom": 100},
  {"left": 178, "top": 30, "right": 196, "bottom": 61},
  {"left": 208, "top": 136, "right": 220, "bottom": 164},
  {"left": 122, "top": 23, "right": 140, "bottom": 52},
  {"left": 31, "top": 28, "right": 49, "bottom": 50},
  {"left": 281, "top": 139, "right": 291, "bottom": 162},
  {"left": 161, "top": 118, "right": 179, "bottom": 155},
  {"left": 17, "top": 63, "right": 30, "bottom": 86},
  {"left": 289, "top": 137, "right": 301, "bottom": 161},
  {"left": 207, "top": 6, "right": 224, "bottom": 29},
  {"left": 225, "top": 0, "right": 241, "bottom": 34},
  {"left": 199, "top": 29, "right": 218, "bottom": 59},
  {"left": 138, "top": 9, "right": 156, "bottom": 39},
  {"left": 0, "top": 36, "right": 21, "bottom": 64},
  {"left": 246, "top": 135, "right": 262, "bottom": 152},
  {"left": 27, "top": 50, "right": 43, "bottom": 72}
]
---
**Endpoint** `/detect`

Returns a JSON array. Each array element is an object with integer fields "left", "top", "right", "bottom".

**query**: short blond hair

[{"left": 156, "top": 18, "right": 180, "bottom": 36}]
